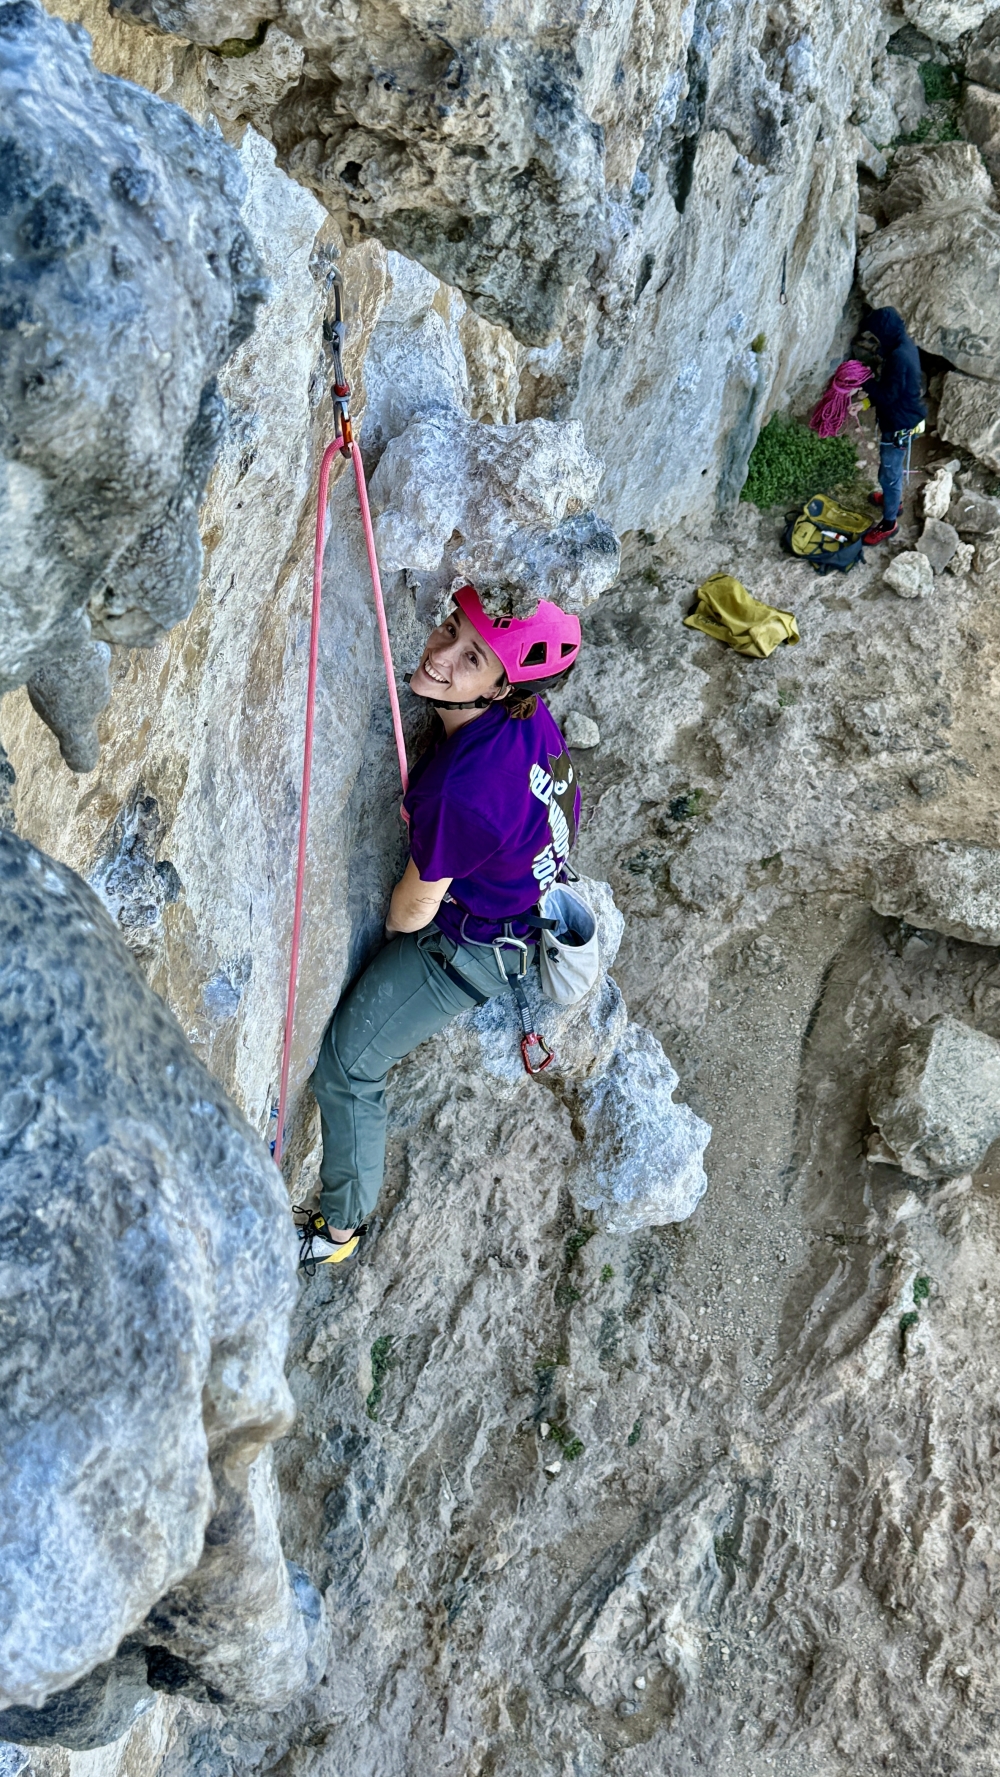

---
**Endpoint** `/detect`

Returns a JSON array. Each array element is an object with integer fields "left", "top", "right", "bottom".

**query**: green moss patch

[
  {"left": 896, "top": 61, "right": 963, "bottom": 144},
  {"left": 366, "top": 1334, "right": 395, "bottom": 1420},
  {"left": 741, "top": 413, "right": 857, "bottom": 510}
]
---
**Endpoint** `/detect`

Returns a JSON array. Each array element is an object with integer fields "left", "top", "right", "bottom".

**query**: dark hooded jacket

[{"left": 863, "top": 307, "right": 927, "bottom": 435}]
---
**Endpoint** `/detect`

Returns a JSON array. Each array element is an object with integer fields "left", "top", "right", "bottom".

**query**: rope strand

[
  {"left": 273, "top": 436, "right": 407, "bottom": 1165},
  {"left": 809, "top": 359, "right": 870, "bottom": 438}
]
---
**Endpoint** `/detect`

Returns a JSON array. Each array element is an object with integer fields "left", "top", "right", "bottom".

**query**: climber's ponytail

[{"left": 503, "top": 659, "right": 576, "bottom": 720}]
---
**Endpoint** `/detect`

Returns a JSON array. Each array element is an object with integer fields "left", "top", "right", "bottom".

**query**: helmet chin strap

[{"left": 404, "top": 672, "right": 506, "bottom": 711}]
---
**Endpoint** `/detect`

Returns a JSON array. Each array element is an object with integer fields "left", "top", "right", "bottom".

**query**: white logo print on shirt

[{"left": 529, "top": 751, "right": 576, "bottom": 888}]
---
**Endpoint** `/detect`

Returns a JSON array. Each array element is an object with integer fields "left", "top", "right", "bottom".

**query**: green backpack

[{"left": 781, "top": 495, "right": 871, "bottom": 574}]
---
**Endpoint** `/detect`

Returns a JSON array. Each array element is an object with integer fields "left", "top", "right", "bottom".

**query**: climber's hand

[{"left": 385, "top": 859, "right": 452, "bottom": 936}]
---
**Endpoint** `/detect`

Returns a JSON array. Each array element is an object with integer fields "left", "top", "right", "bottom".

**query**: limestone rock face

[
  {"left": 0, "top": 1648, "right": 153, "bottom": 1753},
  {"left": 938, "top": 370, "right": 1000, "bottom": 471},
  {"left": 879, "top": 53, "right": 928, "bottom": 138},
  {"left": 14, "top": 0, "right": 1000, "bottom": 1766},
  {"left": 12, "top": 432, "right": 1000, "bottom": 1773},
  {"left": 903, "top": 0, "right": 1000, "bottom": 40},
  {"left": 0, "top": 830, "right": 306, "bottom": 1716},
  {"left": 867, "top": 842, "right": 1000, "bottom": 946},
  {"left": 94, "top": 0, "right": 883, "bottom": 535},
  {"left": 858, "top": 144, "right": 1000, "bottom": 378},
  {"left": 868, "top": 1015, "right": 1000, "bottom": 1179},
  {"left": 0, "top": 0, "right": 268, "bottom": 773},
  {"left": 112, "top": 0, "right": 630, "bottom": 346},
  {"left": 962, "top": 83, "right": 1000, "bottom": 187}
]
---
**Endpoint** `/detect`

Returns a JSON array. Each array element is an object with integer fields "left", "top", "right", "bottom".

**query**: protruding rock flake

[
  {"left": 370, "top": 411, "right": 620, "bottom": 616},
  {"left": 938, "top": 370, "right": 1000, "bottom": 473},
  {"left": 572, "top": 1023, "right": 710, "bottom": 1234}
]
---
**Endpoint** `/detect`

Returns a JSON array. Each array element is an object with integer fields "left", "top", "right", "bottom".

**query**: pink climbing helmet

[{"left": 454, "top": 584, "right": 581, "bottom": 682}]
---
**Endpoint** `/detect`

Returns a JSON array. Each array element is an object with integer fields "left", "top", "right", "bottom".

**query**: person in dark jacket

[{"left": 859, "top": 306, "right": 928, "bottom": 546}]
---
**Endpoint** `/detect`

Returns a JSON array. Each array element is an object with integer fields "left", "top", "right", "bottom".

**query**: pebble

[
  {"left": 539, "top": 1421, "right": 550, "bottom": 1438},
  {"left": 544, "top": 1461, "right": 561, "bottom": 1475},
  {"left": 634, "top": 1675, "right": 646, "bottom": 1690},
  {"left": 563, "top": 710, "right": 601, "bottom": 749}
]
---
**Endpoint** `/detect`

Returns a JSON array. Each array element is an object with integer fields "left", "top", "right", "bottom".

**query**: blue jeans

[{"left": 878, "top": 439, "right": 905, "bottom": 524}]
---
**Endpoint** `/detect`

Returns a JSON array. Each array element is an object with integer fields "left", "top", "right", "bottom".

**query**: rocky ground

[{"left": 27, "top": 451, "right": 1000, "bottom": 1777}]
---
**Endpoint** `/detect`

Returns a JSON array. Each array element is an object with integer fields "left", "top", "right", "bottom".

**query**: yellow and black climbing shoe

[{"left": 293, "top": 1206, "right": 367, "bottom": 1276}]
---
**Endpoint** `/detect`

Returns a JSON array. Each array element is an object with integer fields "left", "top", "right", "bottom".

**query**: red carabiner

[{"left": 521, "top": 1031, "right": 554, "bottom": 1075}]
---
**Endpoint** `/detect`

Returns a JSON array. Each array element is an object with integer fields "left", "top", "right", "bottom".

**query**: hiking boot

[
  {"left": 862, "top": 519, "right": 899, "bottom": 547},
  {"left": 293, "top": 1206, "right": 366, "bottom": 1275},
  {"left": 869, "top": 489, "right": 883, "bottom": 506}
]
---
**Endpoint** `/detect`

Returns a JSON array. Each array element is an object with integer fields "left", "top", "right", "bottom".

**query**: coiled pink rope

[
  {"left": 809, "top": 359, "right": 871, "bottom": 438},
  {"left": 273, "top": 436, "right": 408, "bottom": 1165}
]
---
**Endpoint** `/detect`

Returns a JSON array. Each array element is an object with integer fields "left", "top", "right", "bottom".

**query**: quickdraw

[
  {"left": 325, "top": 272, "right": 352, "bottom": 456},
  {"left": 491, "top": 930, "right": 554, "bottom": 1075}
]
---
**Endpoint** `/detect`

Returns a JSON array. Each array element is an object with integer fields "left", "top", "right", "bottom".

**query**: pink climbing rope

[
  {"left": 273, "top": 435, "right": 408, "bottom": 1165},
  {"left": 809, "top": 359, "right": 871, "bottom": 438}
]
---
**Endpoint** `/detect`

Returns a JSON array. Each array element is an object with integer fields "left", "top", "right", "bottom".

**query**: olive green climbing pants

[{"left": 311, "top": 924, "right": 532, "bottom": 1231}]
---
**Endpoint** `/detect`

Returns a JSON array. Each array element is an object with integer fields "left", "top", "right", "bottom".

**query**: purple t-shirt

[{"left": 403, "top": 701, "right": 582, "bottom": 944}]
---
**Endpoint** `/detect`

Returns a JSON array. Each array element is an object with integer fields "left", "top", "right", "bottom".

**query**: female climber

[{"left": 294, "top": 584, "right": 582, "bottom": 1271}]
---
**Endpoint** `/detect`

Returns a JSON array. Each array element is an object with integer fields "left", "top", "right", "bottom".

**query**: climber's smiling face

[{"left": 410, "top": 606, "right": 507, "bottom": 705}]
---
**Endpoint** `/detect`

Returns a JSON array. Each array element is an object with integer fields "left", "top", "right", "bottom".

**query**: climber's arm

[{"left": 386, "top": 858, "right": 452, "bottom": 936}]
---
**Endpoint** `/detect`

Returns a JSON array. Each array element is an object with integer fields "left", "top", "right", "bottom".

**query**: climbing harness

[
  {"left": 424, "top": 923, "right": 554, "bottom": 1076},
  {"left": 419, "top": 916, "right": 554, "bottom": 1080},
  {"left": 273, "top": 272, "right": 408, "bottom": 1166},
  {"left": 889, "top": 419, "right": 925, "bottom": 485}
]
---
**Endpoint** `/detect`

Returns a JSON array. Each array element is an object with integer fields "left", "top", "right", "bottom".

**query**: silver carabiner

[{"left": 492, "top": 932, "right": 529, "bottom": 981}]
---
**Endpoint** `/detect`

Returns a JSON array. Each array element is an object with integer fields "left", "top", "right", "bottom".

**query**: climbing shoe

[
  {"left": 869, "top": 489, "right": 884, "bottom": 506},
  {"left": 861, "top": 519, "right": 899, "bottom": 547},
  {"left": 293, "top": 1206, "right": 366, "bottom": 1276}
]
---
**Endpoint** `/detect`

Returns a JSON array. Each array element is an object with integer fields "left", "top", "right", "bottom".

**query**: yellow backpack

[{"left": 781, "top": 495, "right": 871, "bottom": 574}]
